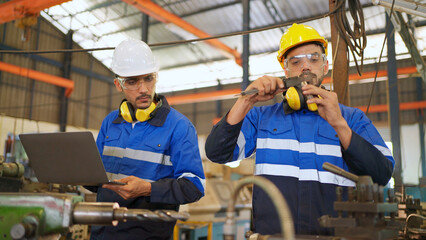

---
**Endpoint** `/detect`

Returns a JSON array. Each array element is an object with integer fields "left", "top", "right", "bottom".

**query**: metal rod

[
  {"left": 322, "top": 162, "right": 359, "bottom": 182},
  {"left": 72, "top": 202, "right": 189, "bottom": 226},
  {"left": 224, "top": 176, "right": 295, "bottom": 240}
]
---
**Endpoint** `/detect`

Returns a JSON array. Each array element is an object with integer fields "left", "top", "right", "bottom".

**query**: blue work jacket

[
  {"left": 91, "top": 95, "right": 205, "bottom": 240},
  {"left": 205, "top": 102, "right": 394, "bottom": 236}
]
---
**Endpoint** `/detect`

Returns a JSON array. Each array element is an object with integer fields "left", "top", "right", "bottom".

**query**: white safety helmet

[{"left": 111, "top": 38, "right": 159, "bottom": 77}]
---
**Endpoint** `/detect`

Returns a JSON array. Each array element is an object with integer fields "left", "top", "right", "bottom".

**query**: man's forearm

[
  {"left": 332, "top": 119, "right": 352, "bottom": 150},
  {"left": 227, "top": 97, "right": 254, "bottom": 125}
]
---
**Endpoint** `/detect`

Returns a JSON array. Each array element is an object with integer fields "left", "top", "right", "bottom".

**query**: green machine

[
  {"left": 0, "top": 193, "right": 189, "bottom": 240},
  {"left": 0, "top": 193, "right": 83, "bottom": 239}
]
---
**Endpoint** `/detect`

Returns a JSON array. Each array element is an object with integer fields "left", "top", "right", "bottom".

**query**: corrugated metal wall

[{"left": 0, "top": 16, "right": 115, "bottom": 131}]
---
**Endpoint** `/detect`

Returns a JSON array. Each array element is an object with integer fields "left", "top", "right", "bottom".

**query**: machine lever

[{"left": 322, "top": 162, "right": 359, "bottom": 182}]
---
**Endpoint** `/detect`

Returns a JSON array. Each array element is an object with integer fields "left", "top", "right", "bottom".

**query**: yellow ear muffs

[
  {"left": 285, "top": 86, "right": 320, "bottom": 112},
  {"left": 120, "top": 101, "right": 135, "bottom": 122},
  {"left": 307, "top": 95, "right": 322, "bottom": 111},
  {"left": 307, "top": 101, "right": 318, "bottom": 111},
  {"left": 119, "top": 100, "right": 156, "bottom": 122},
  {"left": 285, "top": 87, "right": 304, "bottom": 111},
  {"left": 134, "top": 102, "right": 156, "bottom": 122}
]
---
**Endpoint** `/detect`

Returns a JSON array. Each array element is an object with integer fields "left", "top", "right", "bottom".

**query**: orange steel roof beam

[
  {"left": 166, "top": 66, "right": 419, "bottom": 105},
  {"left": 355, "top": 100, "right": 426, "bottom": 113},
  {"left": 0, "top": 61, "right": 74, "bottom": 97},
  {"left": 0, "top": 0, "right": 71, "bottom": 24},
  {"left": 167, "top": 89, "right": 241, "bottom": 105},
  {"left": 322, "top": 66, "right": 418, "bottom": 84},
  {"left": 121, "top": 0, "right": 242, "bottom": 66}
]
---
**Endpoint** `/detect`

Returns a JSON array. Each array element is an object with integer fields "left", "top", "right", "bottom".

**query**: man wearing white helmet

[
  {"left": 90, "top": 38, "right": 205, "bottom": 240},
  {"left": 205, "top": 24, "right": 394, "bottom": 236}
]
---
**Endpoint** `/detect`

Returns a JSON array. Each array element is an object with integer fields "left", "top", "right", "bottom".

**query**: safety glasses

[
  {"left": 116, "top": 73, "right": 157, "bottom": 90},
  {"left": 284, "top": 53, "right": 326, "bottom": 70}
]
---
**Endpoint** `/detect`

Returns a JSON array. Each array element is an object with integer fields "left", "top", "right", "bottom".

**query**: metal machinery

[
  {"left": 318, "top": 162, "right": 401, "bottom": 240},
  {"left": 223, "top": 176, "right": 295, "bottom": 240},
  {"left": 0, "top": 139, "right": 191, "bottom": 240},
  {"left": 224, "top": 163, "right": 425, "bottom": 240},
  {"left": 0, "top": 193, "right": 189, "bottom": 240},
  {"left": 0, "top": 155, "right": 25, "bottom": 192},
  {"left": 318, "top": 163, "right": 425, "bottom": 239},
  {"left": 176, "top": 178, "right": 252, "bottom": 240},
  {"left": 0, "top": 149, "right": 190, "bottom": 239}
]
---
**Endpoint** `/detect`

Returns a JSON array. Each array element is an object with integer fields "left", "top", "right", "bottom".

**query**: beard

[
  {"left": 299, "top": 71, "right": 324, "bottom": 87},
  {"left": 134, "top": 94, "right": 154, "bottom": 109}
]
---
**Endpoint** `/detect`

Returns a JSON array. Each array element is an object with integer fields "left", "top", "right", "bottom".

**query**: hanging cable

[
  {"left": 366, "top": 0, "right": 396, "bottom": 115},
  {"left": 334, "top": 0, "right": 367, "bottom": 76}
]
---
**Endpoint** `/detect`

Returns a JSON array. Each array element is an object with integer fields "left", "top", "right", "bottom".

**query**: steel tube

[
  {"left": 72, "top": 202, "right": 120, "bottom": 226},
  {"left": 224, "top": 176, "right": 295, "bottom": 240},
  {"left": 322, "top": 162, "right": 359, "bottom": 182},
  {"left": 72, "top": 202, "right": 190, "bottom": 226}
]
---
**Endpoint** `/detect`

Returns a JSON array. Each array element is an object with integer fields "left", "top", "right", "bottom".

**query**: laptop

[{"left": 19, "top": 131, "right": 125, "bottom": 186}]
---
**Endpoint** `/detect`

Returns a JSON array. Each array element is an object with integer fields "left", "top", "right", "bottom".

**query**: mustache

[
  {"left": 300, "top": 71, "right": 322, "bottom": 86},
  {"left": 136, "top": 94, "right": 152, "bottom": 100}
]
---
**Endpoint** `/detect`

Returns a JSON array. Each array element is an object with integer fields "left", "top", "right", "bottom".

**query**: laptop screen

[{"left": 20, "top": 131, "right": 113, "bottom": 185}]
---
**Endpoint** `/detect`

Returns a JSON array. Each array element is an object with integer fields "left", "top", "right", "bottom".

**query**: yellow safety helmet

[{"left": 277, "top": 23, "right": 328, "bottom": 69}]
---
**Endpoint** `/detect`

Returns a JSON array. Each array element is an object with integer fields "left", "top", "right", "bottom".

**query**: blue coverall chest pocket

[
  {"left": 317, "top": 123, "right": 340, "bottom": 143},
  {"left": 258, "top": 121, "right": 292, "bottom": 137},
  {"left": 144, "top": 137, "right": 169, "bottom": 153},
  {"left": 105, "top": 130, "right": 122, "bottom": 143}
]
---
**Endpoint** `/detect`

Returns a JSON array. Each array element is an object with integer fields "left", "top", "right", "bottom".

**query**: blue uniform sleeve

[
  {"left": 205, "top": 115, "right": 243, "bottom": 163},
  {"left": 342, "top": 131, "right": 394, "bottom": 185},
  {"left": 341, "top": 106, "right": 395, "bottom": 185},
  {"left": 205, "top": 110, "right": 259, "bottom": 163},
  {"left": 150, "top": 118, "right": 205, "bottom": 204}
]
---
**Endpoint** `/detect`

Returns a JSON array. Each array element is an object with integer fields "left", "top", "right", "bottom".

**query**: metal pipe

[
  {"left": 72, "top": 202, "right": 121, "bottom": 226},
  {"left": 224, "top": 176, "right": 295, "bottom": 240},
  {"left": 386, "top": 13, "right": 403, "bottom": 189},
  {"left": 241, "top": 0, "right": 250, "bottom": 91},
  {"left": 322, "top": 162, "right": 359, "bottom": 182},
  {"left": 0, "top": 162, "right": 25, "bottom": 177},
  {"left": 72, "top": 202, "right": 189, "bottom": 226}
]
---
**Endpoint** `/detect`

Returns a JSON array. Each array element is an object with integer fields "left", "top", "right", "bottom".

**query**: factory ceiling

[{"left": 1, "top": 0, "right": 426, "bottom": 93}]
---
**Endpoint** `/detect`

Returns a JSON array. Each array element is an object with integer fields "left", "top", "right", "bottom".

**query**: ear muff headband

[
  {"left": 119, "top": 100, "right": 156, "bottom": 122},
  {"left": 307, "top": 101, "right": 318, "bottom": 111}
]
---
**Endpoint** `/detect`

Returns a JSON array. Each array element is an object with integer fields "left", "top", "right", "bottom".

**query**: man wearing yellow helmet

[{"left": 205, "top": 24, "right": 394, "bottom": 236}]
